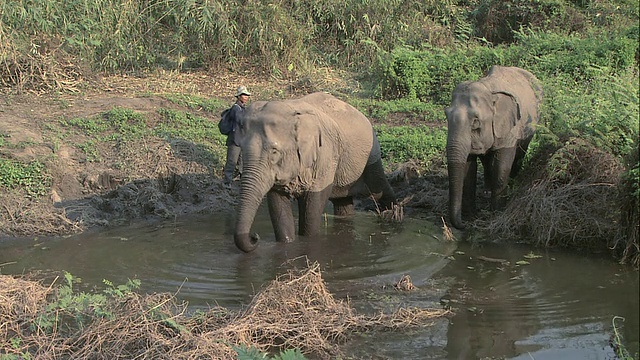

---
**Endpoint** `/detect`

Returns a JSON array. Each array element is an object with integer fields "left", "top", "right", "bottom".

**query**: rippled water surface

[{"left": 1, "top": 208, "right": 638, "bottom": 359}]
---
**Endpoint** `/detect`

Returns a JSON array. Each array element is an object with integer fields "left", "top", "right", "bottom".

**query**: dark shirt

[{"left": 227, "top": 102, "right": 245, "bottom": 146}]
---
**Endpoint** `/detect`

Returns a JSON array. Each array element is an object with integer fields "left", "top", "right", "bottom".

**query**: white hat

[{"left": 235, "top": 86, "right": 251, "bottom": 97}]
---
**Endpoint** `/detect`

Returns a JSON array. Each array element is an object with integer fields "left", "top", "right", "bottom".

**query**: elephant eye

[
  {"left": 471, "top": 117, "right": 481, "bottom": 130},
  {"left": 269, "top": 148, "right": 281, "bottom": 164}
]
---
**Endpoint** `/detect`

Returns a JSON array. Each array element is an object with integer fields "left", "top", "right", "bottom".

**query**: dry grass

[
  {"left": 482, "top": 138, "right": 632, "bottom": 257},
  {"left": 0, "top": 37, "right": 83, "bottom": 94},
  {"left": 375, "top": 195, "right": 410, "bottom": 223},
  {"left": 441, "top": 217, "right": 456, "bottom": 242},
  {"left": 0, "top": 261, "right": 449, "bottom": 359},
  {"left": 0, "top": 192, "right": 83, "bottom": 237}
]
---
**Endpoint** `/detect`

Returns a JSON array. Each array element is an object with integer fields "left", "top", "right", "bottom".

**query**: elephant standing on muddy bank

[
  {"left": 233, "top": 92, "right": 396, "bottom": 253},
  {"left": 445, "top": 65, "right": 543, "bottom": 229}
]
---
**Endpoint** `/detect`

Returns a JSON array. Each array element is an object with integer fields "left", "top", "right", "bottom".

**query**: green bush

[
  {"left": 373, "top": 26, "right": 638, "bottom": 103},
  {"left": 350, "top": 97, "right": 444, "bottom": 123},
  {"left": 235, "top": 345, "right": 307, "bottom": 360},
  {"left": 539, "top": 68, "right": 639, "bottom": 158},
  {"left": 375, "top": 125, "right": 447, "bottom": 168},
  {"left": 375, "top": 46, "right": 497, "bottom": 103},
  {"left": 34, "top": 272, "right": 140, "bottom": 334},
  {"left": 513, "top": 28, "right": 638, "bottom": 81}
]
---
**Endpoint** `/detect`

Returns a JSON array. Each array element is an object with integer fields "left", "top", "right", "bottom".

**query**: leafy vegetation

[
  {"left": 610, "top": 316, "right": 638, "bottom": 360},
  {"left": 235, "top": 346, "right": 307, "bottom": 360},
  {"left": 0, "top": 159, "right": 49, "bottom": 198},
  {"left": 376, "top": 125, "right": 447, "bottom": 169},
  {"left": 34, "top": 272, "right": 141, "bottom": 334}
]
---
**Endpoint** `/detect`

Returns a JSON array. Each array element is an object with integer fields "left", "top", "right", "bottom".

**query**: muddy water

[{"left": 1, "top": 207, "right": 638, "bottom": 359}]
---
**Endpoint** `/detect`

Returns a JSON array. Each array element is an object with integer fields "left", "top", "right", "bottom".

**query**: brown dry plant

[
  {"left": 441, "top": 217, "right": 456, "bottom": 242},
  {"left": 482, "top": 138, "right": 625, "bottom": 253},
  {"left": 0, "top": 192, "right": 83, "bottom": 237},
  {"left": 0, "top": 36, "right": 83, "bottom": 94},
  {"left": 0, "top": 261, "right": 449, "bottom": 359}
]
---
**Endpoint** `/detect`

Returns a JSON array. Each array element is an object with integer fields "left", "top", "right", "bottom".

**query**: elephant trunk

[
  {"left": 446, "top": 137, "right": 470, "bottom": 230},
  {"left": 447, "top": 161, "right": 466, "bottom": 229},
  {"left": 234, "top": 163, "right": 273, "bottom": 253}
]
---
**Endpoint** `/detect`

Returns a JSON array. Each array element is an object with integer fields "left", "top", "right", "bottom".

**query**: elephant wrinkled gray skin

[
  {"left": 445, "top": 65, "right": 543, "bottom": 229},
  {"left": 233, "top": 92, "right": 396, "bottom": 252}
]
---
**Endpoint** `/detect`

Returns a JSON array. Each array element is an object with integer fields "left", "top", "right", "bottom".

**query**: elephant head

[
  {"left": 445, "top": 66, "right": 542, "bottom": 229},
  {"left": 233, "top": 100, "right": 325, "bottom": 252}
]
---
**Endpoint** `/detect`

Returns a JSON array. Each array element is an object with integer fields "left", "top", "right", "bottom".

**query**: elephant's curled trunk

[
  {"left": 234, "top": 233, "right": 260, "bottom": 253},
  {"left": 233, "top": 165, "right": 273, "bottom": 252}
]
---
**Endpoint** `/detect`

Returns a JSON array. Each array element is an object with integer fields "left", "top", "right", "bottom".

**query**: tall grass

[{"left": 1, "top": 0, "right": 637, "bottom": 86}]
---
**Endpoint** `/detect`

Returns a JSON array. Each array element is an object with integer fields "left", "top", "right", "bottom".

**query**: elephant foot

[{"left": 331, "top": 197, "right": 355, "bottom": 217}]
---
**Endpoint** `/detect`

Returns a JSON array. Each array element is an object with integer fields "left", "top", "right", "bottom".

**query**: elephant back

[{"left": 300, "top": 92, "right": 375, "bottom": 187}]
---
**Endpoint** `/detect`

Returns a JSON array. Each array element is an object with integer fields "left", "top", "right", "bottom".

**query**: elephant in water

[
  {"left": 445, "top": 65, "right": 543, "bottom": 229},
  {"left": 233, "top": 92, "right": 396, "bottom": 253}
]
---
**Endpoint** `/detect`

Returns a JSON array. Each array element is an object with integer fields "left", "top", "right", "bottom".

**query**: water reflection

[
  {"left": 0, "top": 209, "right": 637, "bottom": 359},
  {"left": 438, "top": 242, "right": 639, "bottom": 359}
]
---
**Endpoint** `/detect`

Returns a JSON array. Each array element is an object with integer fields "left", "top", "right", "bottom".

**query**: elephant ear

[
  {"left": 491, "top": 91, "right": 520, "bottom": 148},
  {"left": 484, "top": 66, "right": 541, "bottom": 143},
  {"left": 294, "top": 110, "right": 321, "bottom": 169}
]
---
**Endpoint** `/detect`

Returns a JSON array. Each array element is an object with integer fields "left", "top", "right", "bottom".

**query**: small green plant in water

[
  {"left": 610, "top": 316, "right": 637, "bottom": 360},
  {"left": 234, "top": 345, "right": 307, "bottom": 360}
]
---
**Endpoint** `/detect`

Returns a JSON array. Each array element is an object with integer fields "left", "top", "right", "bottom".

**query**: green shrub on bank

[
  {"left": 374, "top": 45, "right": 504, "bottom": 103},
  {"left": 539, "top": 68, "right": 639, "bottom": 159},
  {"left": 35, "top": 272, "right": 141, "bottom": 334},
  {"left": 349, "top": 97, "right": 444, "bottom": 123},
  {"left": 375, "top": 125, "right": 447, "bottom": 169},
  {"left": 373, "top": 27, "right": 638, "bottom": 103},
  {"left": 514, "top": 28, "right": 638, "bottom": 81},
  {"left": 235, "top": 346, "right": 307, "bottom": 360}
]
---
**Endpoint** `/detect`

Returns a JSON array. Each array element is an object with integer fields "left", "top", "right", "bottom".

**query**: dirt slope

[{"left": 0, "top": 74, "right": 256, "bottom": 237}]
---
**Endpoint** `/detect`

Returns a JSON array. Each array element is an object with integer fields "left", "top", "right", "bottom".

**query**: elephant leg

[
  {"left": 461, "top": 157, "right": 477, "bottom": 218},
  {"left": 267, "top": 190, "right": 295, "bottom": 243},
  {"left": 489, "top": 147, "right": 517, "bottom": 211},
  {"left": 511, "top": 136, "right": 533, "bottom": 178},
  {"left": 330, "top": 196, "right": 354, "bottom": 216},
  {"left": 298, "top": 185, "right": 333, "bottom": 236},
  {"left": 480, "top": 154, "right": 492, "bottom": 197},
  {"left": 362, "top": 158, "right": 396, "bottom": 209}
]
